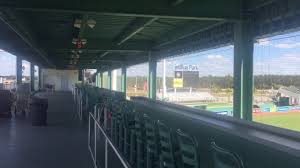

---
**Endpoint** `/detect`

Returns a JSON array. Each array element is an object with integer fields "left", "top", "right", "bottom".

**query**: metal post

[
  {"left": 148, "top": 52, "right": 157, "bottom": 99},
  {"left": 100, "top": 72, "right": 103, "bottom": 88},
  {"left": 94, "top": 115, "right": 97, "bottom": 167},
  {"left": 38, "top": 66, "right": 42, "bottom": 89},
  {"left": 78, "top": 69, "right": 83, "bottom": 82},
  {"left": 30, "top": 64, "right": 35, "bottom": 91},
  {"left": 121, "top": 65, "right": 127, "bottom": 93},
  {"left": 95, "top": 72, "right": 99, "bottom": 87},
  {"left": 16, "top": 56, "right": 22, "bottom": 85},
  {"left": 108, "top": 70, "right": 112, "bottom": 90},
  {"left": 233, "top": 20, "right": 254, "bottom": 121}
]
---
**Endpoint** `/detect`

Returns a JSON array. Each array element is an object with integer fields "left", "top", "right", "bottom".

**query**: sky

[
  {"left": 0, "top": 49, "right": 31, "bottom": 76},
  {"left": 2, "top": 31, "right": 300, "bottom": 77},
  {"left": 254, "top": 31, "right": 300, "bottom": 75}
]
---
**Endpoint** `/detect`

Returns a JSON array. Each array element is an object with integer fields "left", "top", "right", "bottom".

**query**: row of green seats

[{"left": 109, "top": 99, "right": 244, "bottom": 168}]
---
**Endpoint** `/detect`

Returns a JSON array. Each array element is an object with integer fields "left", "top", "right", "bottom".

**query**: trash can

[{"left": 30, "top": 96, "right": 48, "bottom": 126}]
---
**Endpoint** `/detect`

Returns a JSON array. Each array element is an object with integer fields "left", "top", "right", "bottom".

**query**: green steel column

[
  {"left": 99, "top": 72, "right": 103, "bottom": 88},
  {"left": 121, "top": 65, "right": 127, "bottom": 93},
  {"left": 38, "top": 67, "right": 42, "bottom": 89},
  {"left": 30, "top": 63, "right": 34, "bottom": 91},
  {"left": 78, "top": 69, "right": 83, "bottom": 82},
  {"left": 108, "top": 70, "right": 112, "bottom": 90},
  {"left": 16, "top": 56, "right": 22, "bottom": 85},
  {"left": 233, "top": 20, "right": 254, "bottom": 121},
  {"left": 97, "top": 72, "right": 101, "bottom": 87},
  {"left": 148, "top": 52, "right": 157, "bottom": 99},
  {"left": 95, "top": 72, "right": 98, "bottom": 87}
]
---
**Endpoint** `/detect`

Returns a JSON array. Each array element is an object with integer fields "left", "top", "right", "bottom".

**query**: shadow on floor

[{"left": 0, "top": 91, "right": 93, "bottom": 168}]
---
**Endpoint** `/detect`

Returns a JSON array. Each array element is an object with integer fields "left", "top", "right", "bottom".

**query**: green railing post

[
  {"left": 121, "top": 65, "right": 127, "bottom": 93},
  {"left": 233, "top": 20, "right": 254, "bottom": 121},
  {"left": 148, "top": 52, "right": 157, "bottom": 99}
]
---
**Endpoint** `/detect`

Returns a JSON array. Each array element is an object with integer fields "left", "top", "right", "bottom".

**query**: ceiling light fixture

[
  {"left": 87, "top": 19, "right": 96, "bottom": 29},
  {"left": 74, "top": 19, "right": 82, "bottom": 28}
]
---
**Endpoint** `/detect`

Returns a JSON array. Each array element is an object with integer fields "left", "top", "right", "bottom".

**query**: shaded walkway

[{"left": 0, "top": 92, "right": 92, "bottom": 168}]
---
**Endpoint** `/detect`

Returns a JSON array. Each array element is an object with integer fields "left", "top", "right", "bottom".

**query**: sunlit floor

[{"left": 0, "top": 92, "right": 93, "bottom": 168}]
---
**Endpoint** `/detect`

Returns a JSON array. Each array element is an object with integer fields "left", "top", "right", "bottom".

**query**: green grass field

[
  {"left": 184, "top": 102, "right": 300, "bottom": 132},
  {"left": 254, "top": 113, "right": 300, "bottom": 132}
]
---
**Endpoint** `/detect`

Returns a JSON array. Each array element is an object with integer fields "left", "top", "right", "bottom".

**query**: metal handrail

[{"left": 88, "top": 106, "right": 131, "bottom": 168}]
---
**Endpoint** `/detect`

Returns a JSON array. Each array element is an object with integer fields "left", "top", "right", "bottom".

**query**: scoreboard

[{"left": 174, "top": 64, "right": 199, "bottom": 88}]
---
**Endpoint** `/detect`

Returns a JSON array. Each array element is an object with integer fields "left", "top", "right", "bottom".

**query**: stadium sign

[{"left": 175, "top": 64, "right": 199, "bottom": 71}]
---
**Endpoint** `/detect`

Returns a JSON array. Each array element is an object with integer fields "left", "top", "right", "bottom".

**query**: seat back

[
  {"left": 157, "top": 120, "right": 176, "bottom": 168},
  {"left": 144, "top": 114, "right": 159, "bottom": 168},
  {"left": 211, "top": 142, "right": 244, "bottom": 168},
  {"left": 134, "top": 113, "right": 146, "bottom": 168},
  {"left": 176, "top": 129, "right": 200, "bottom": 168}
]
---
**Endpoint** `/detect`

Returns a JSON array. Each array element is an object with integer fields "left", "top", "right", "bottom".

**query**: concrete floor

[{"left": 0, "top": 92, "right": 93, "bottom": 168}]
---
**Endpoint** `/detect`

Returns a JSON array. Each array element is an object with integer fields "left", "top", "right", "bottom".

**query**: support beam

[
  {"left": 233, "top": 20, "right": 254, "bottom": 120},
  {"left": 42, "top": 39, "right": 152, "bottom": 52},
  {"left": 38, "top": 67, "right": 42, "bottom": 89},
  {"left": 108, "top": 70, "right": 112, "bottom": 90},
  {"left": 0, "top": 10, "right": 54, "bottom": 67},
  {"left": 16, "top": 56, "right": 22, "bottom": 85},
  {"left": 78, "top": 69, "right": 83, "bottom": 82},
  {"left": 2, "top": 0, "right": 242, "bottom": 21},
  {"left": 95, "top": 72, "right": 99, "bottom": 87},
  {"left": 148, "top": 52, "right": 157, "bottom": 99},
  {"left": 114, "top": 18, "right": 158, "bottom": 45},
  {"left": 30, "top": 63, "right": 34, "bottom": 91},
  {"left": 121, "top": 65, "right": 127, "bottom": 93},
  {"left": 99, "top": 72, "right": 103, "bottom": 88}
]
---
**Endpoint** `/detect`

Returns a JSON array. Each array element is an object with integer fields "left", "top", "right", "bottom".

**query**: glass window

[
  {"left": 112, "top": 68, "right": 122, "bottom": 91},
  {"left": 126, "top": 63, "right": 149, "bottom": 98},
  {"left": 0, "top": 49, "right": 16, "bottom": 90},
  {"left": 157, "top": 46, "right": 234, "bottom": 116},
  {"left": 22, "top": 60, "right": 31, "bottom": 84},
  {"left": 253, "top": 31, "right": 300, "bottom": 132}
]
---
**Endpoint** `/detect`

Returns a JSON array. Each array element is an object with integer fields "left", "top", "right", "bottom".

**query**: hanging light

[
  {"left": 87, "top": 19, "right": 96, "bottom": 29},
  {"left": 81, "top": 39, "right": 87, "bottom": 45},
  {"left": 72, "top": 38, "right": 77, "bottom": 44},
  {"left": 74, "top": 19, "right": 81, "bottom": 28}
]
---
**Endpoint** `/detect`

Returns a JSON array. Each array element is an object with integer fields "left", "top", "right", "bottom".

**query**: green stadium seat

[
  {"left": 135, "top": 113, "right": 146, "bottom": 168},
  {"left": 122, "top": 103, "right": 136, "bottom": 160},
  {"left": 211, "top": 142, "right": 244, "bottom": 168},
  {"left": 144, "top": 114, "right": 159, "bottom": 168},
  {"left": 157, "top": 120, "right": 176, "bottom": 168},
  {"left": 176, "top": 129, "right": 200, "bottom": 168}
]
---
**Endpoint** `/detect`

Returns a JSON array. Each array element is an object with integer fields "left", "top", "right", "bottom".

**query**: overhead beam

[
  {"left": 0, "top": 10, "right": 54, "bottom": 67},
  {"left": 155, "top": 21, "right": 224, "bottom": 48},
  {"left": 114, "top": 18, "right": 158, "bottom": 45},
  {"left": 0, "top": 0, "right": 242, "bottom": 21},
  {"left": 41, "top": 39, "right": 152, "bottom": 52}
]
